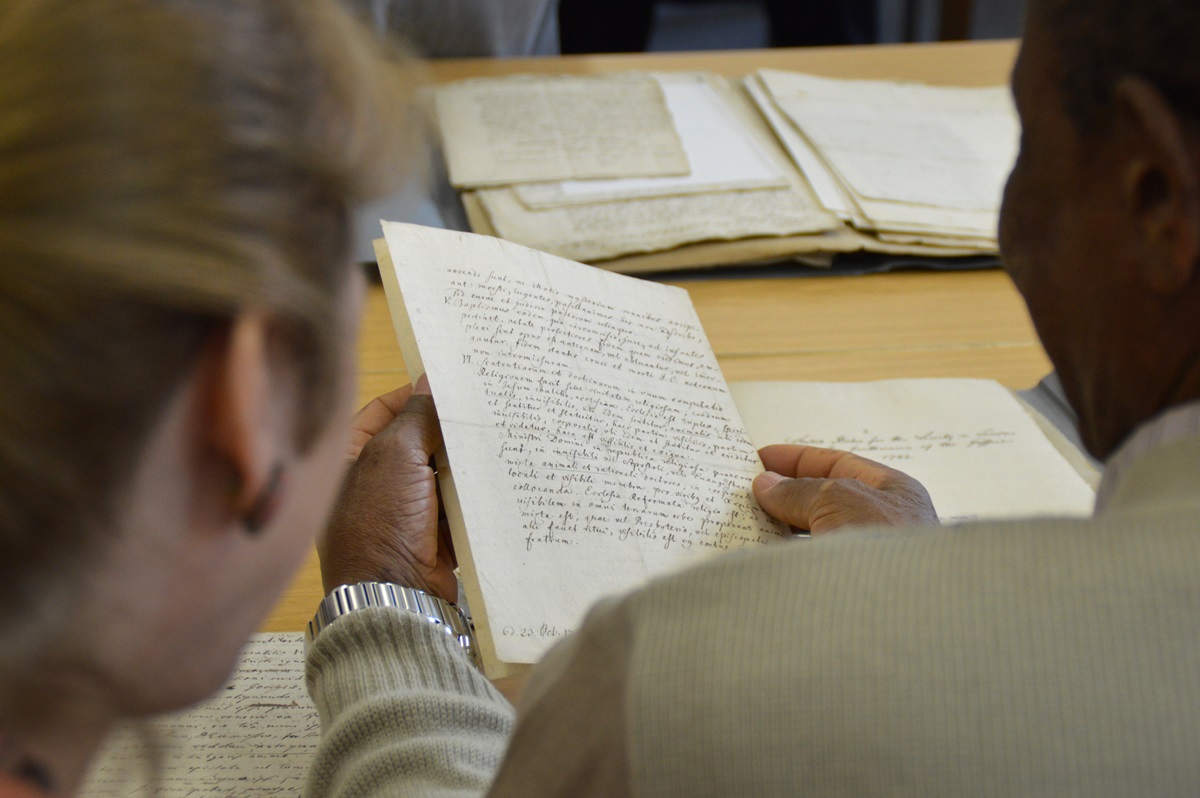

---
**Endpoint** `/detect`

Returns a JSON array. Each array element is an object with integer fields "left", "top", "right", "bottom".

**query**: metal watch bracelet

[{"left": 305, "top": 581, "right": 482, "bottom": 670}]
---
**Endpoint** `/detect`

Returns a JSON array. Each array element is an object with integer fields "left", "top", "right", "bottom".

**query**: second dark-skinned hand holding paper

[{"left": 752, "top": 443, "right": 939, "bottom": 535}]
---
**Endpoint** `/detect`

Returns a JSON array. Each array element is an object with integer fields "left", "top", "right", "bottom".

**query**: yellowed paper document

[
  {"left": 378, "top": 222, "right": 787, "bottom": 668},
  {"left": 434, "top": 73, "right": 689, "bottom": 187},
  {"left": 757, "top": 70, "right": 1018, "bottom": 213},
  {"left": 480, "top": 182, "right": 834, "bottom": 262},
  {"left": 729, "top": 379, "right": 1095, "bottom": 523},
  {"left": 83, "top": 634, "right": 315, "bottom": 797},
  {"left": 744, "top": 74, "right": 867, "bottom": 225},
  {"left": 476, "top": 75, "right": 837, "bottom": 263},
  {"left": 750, "top": 69, "right": 1014, "bottom": 246}
]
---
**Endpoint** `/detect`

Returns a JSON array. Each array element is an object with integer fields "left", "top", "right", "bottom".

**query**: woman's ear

[
  {"left": 203, "top": 313, "right": 285, "bottom": 530},
  {"left": 1113, "top": 76, "right": 1200, "bottom": 294}
]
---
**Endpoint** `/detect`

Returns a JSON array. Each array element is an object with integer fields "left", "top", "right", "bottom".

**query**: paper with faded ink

[
  {"left": 758, "top": 70, "right": 1018, "bottom": 214},
  {"left": 480, "top": 182, "right": 836, "bottom": 262},
  {"left": 460, "top": 189, "right": 855, "bottom": 276},
  {"left": 730, "top": 379, "right": 1095, "bottom": 523},
  {"left": 381, "top": 222, "right": 787, "bottom": 663},
  {"left": 475, "top": 75, "right": 838, "bottom": 263},
  {"left": 434, "top": 73, "right": 689, "bottom": 187},
  {"left": 514, "top": 74, "right": 787, "bottom": 207},
  {"left": 82, "top": 634, "right": 316, "bottom": 797}
]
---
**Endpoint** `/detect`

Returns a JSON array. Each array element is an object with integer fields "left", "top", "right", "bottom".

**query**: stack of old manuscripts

[{"left": 433, "top": 69, "right": 1018, "bottom": 274}]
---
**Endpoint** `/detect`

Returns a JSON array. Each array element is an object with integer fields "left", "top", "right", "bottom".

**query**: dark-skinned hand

[
  {"left": 752, "top": 444, "right": 938, "bottom": 536},
  {"left": 319, "top": 377, "right": 457, "bottom": 601}
]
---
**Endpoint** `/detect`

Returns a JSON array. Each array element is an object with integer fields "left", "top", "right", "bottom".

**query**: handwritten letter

[
  {"left": 380, "top": 223, "right": 786, "bottom": 665},
  {"left": 82, "top": 634, "right": 316, "bottom": 797},
  {"left": 435, "top": 74, "right": 689, "bottom": 188},
  {"left": 729, "top": 379, "right": 1096, "bottom": 523}
]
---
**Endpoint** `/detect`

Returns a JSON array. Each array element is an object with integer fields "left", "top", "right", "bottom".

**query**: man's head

[{"left": 1000, "top": 0, "right": 1200, "bottom": 460}]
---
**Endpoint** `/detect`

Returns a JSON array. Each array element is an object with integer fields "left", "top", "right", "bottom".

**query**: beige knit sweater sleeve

[{"left": 303, "top": 607, "right": 514, "bottom": 798}]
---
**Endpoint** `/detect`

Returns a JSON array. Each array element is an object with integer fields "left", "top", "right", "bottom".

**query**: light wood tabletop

[{"left": 263, "top": 40, "right": 1040, "bottom": 649}]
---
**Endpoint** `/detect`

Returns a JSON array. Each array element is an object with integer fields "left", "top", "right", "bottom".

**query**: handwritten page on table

[
  {"left": 513, "top": 74, "right": 788, "bottom": 207},
  {"left": 434, "top": 73, "right": 689, "bottom": 188},
  {"left": 729, "top": 379, "right": 1096, "bottom": 523},
  {"left": 479, "top": 181, "right": 834, "bottom": 263},
  {"left": 379, "top": 223, "right": 787, "bottom": 670},
  {"left": 81, "top": 634, "right": 316, "bottom": 797}
]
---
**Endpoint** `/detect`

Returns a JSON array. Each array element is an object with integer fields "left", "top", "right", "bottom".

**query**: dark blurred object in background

[
  {"left": 765, "top": 0, "right": 875, "bottom": 45},
  {"left": 559, "top": 0, "right": 876, "bottom": 53},
  {"left": 346, "top": 0, "right": 559, "bottom": 56}
]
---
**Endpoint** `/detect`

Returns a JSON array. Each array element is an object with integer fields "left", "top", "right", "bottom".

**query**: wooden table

[{"left": 262, "top": 40, "right": 1039, "bottom": 639}]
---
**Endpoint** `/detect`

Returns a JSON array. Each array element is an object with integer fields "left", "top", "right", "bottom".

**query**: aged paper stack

[
  {"left": 745, "top": 69, "right": 1018, "bottom": 255},
  {"left": 433, "top": 70, "right": 1019, "bottom": 274}
]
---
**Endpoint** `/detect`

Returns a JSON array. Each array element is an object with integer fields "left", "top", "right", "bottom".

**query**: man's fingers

[
  {"left": 381, "top": 392, "right": 444, "bottom": 465},
  {"left": 759, "top": 444, "right": 908, "bottom": 486},
  {"left": 759, "top": 444, "right": 863, "bottom": 479},
  {"left": 347, "top": 385, "right": 417, "bottom": 462},
  {"left": 353, "top": 385, "right": 415, "bottom": 429},
  {"left": 753, "top": 472, "right": 826, "bottom": 532}
]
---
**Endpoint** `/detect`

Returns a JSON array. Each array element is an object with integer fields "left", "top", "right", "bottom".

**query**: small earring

[{"left": 243, "top": 463, "right": 287, "bottom": 535}]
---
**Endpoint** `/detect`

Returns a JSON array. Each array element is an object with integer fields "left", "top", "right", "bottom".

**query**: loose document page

[
  {"left": 434, "top": 73, "right": 689, "bottom": 187},
  {"left": 82, "top": 634, "right": 316, "bottom": 797},
  {"left": 513, "top": 74, "right": 788, "bottom": 207},
  {"left": 730, "top": 379, "right": 1096, "bottom": 523},
  {"left": 378, "top": 222, "right": 787, "bottom": 671}
]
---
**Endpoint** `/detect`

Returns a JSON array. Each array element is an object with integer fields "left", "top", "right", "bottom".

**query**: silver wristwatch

[{"left": 306, "top": 582, "right": 481, "bottom": 670}]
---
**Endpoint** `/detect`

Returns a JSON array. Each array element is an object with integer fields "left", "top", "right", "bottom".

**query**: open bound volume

[{"left": 376, "top": 223, "right": 1096, "bottom": 678}]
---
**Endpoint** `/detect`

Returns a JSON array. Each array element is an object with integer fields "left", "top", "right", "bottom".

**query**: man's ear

[
  {"left": 1113, "top": 75, "right": 1200, "bottom": 294},
  {"left": 205, "top": 313, "right": 278, "bottom": 522}
]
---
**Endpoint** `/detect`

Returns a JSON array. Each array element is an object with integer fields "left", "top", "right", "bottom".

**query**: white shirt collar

[{"left": 1094, "top": 400, "right": 1200, "bottom": 513}]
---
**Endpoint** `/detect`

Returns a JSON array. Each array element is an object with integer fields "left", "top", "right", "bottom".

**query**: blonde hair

[{"left": 0, "top": 0, "right": 418, "bottom": 651}]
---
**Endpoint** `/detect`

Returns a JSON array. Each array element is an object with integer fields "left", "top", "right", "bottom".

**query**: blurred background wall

[{"left": 640, "top": 0, "right": 1023, "bottom": 52}]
